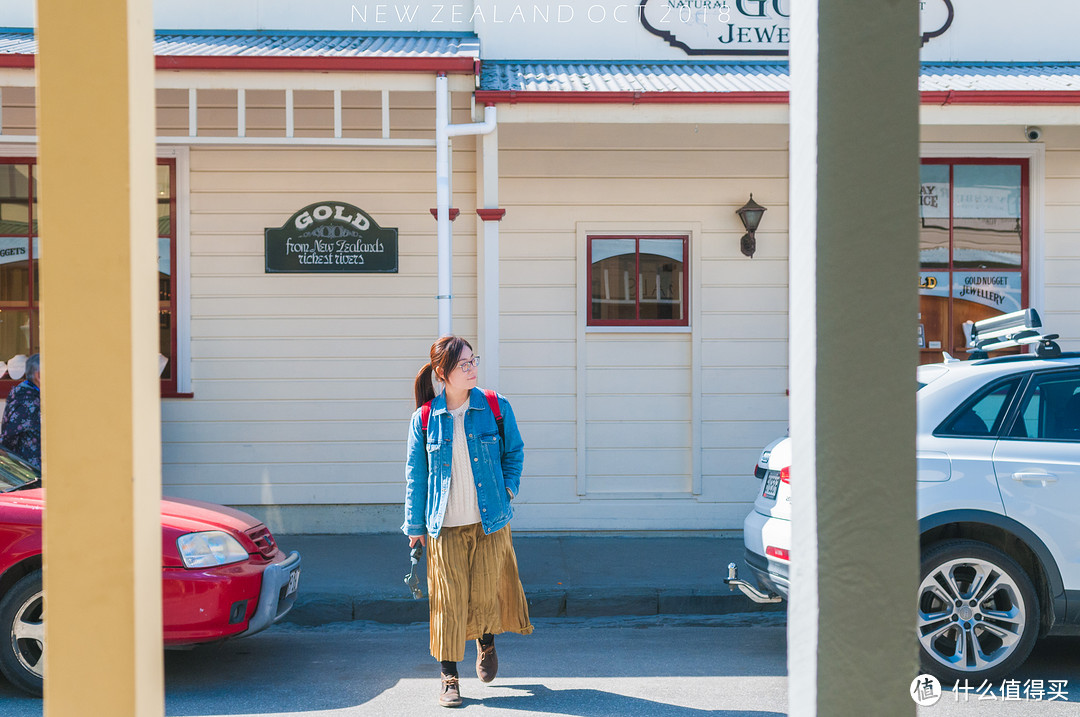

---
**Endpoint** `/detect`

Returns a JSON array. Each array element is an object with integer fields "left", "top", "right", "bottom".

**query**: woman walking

[{"left": 403, "top": 335, "right": 532, "bottom": 707}]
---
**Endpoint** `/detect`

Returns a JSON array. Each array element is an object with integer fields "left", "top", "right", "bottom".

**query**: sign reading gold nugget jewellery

[{"left": 265, "top": 202, "right": 398, "bottom": 273}]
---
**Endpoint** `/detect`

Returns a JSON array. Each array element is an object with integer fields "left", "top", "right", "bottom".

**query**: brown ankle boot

[
  {"left": 439, "top": 673, "right": 462, "bottom": 707},
  {"left": 476, "top": 640, "right": 498, "bottom": 683}
]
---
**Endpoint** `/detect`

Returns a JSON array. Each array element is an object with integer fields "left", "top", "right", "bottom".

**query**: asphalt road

[{"left": 1, "top": 614, "right": 1079, "bottom": 716}]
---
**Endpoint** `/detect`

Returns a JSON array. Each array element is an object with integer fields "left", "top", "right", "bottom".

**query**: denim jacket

[{"left": 402, "top": 388, "right": 525, "bottom": 539}]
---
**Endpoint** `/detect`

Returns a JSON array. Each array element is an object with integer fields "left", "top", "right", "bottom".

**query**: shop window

[
  {"left": 918, "top": 160, "right": 1027, "bottom": 364},
  {"left": 0, "top": 158, "right": 178, "bottom": 394},
  {"left": 588, "top": 235, "right": 688, "bottom": 327}
]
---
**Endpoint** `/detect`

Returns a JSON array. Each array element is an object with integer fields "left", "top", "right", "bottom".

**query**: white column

[
  {"left": 788, "top": 3, "right": 919, "bottom": 715},
  {"left": 435, "top": 76, "right": 453, "bottom": 336},
  {"left": 477, "top": 127, "right": 501, "bottom": 390}
]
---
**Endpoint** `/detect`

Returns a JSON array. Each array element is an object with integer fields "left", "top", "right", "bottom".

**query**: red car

[{"left": 0, "top": 448, "right": 301, "bottom": 695}]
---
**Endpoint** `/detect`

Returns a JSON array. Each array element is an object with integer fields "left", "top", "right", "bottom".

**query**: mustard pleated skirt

[{"left": 426, "top": 523, "right": 533, "bottom": 662}]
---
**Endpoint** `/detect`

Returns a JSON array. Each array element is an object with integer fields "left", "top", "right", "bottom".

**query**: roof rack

[
  {"left": 967, "top": 308, "right": 1061, "bottom": 360},
  {"left": 975, "top": 352, "right": 1080, "bottom": 365}
]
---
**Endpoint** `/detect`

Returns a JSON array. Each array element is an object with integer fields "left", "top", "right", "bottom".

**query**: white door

[{"left": 994, "top": 368, "right": 1080, "bottom": 589}]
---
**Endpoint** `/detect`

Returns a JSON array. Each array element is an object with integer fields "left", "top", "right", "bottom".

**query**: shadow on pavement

[{"left": 476, "top": 683, "right": 783, "bottom": 715}]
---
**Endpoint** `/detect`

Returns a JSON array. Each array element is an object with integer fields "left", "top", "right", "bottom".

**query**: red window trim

[
  {"left": 0, "top": 157, "right": 183, "bottom": 398},
  {"left": 161, "top": 158, "right": 179, "bottom": 397},
  {"left": 919, "top": 157, "right": 1029, "bottom": 357},
  {"left": 0, "top": 158, "right": 39, "bottom": 398},
  {"left": 587, "top": 234, "right": 690, "bottom": 327}
]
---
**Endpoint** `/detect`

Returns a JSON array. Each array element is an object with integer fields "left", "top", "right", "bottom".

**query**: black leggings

[{"left": 440, "top": 634, "right": 494, "bottom": 676}]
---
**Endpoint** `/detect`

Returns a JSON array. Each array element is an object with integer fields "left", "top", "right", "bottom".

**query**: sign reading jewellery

[
  {"left": 638, "top": 0, "right": 953, "bottom": 56},
  {"left": 264, "top": 202, "right": 398, "bottom": 273}
]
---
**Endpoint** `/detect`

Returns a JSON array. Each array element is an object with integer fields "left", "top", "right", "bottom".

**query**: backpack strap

[
  {"left": 483, "top": 389, "right": 505, "bottom": 443},
  {"left": 420, "top": 401, "right": 433, "bottom": 468}
]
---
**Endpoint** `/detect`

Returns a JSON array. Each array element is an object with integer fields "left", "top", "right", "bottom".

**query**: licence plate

[
  {"left": 762, "top": 472, "right": 780, "bottom": 500},
  {"left": 286, "top": 568, "right": 301, "bottom": 596}
]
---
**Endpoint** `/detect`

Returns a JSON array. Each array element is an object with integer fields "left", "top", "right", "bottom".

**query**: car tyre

[
  {"left": 917, "top": 540, "right": 1039, "bottom": 684},
  {"left": 0, "top": 569, "right": 44, "bottom": 696}
]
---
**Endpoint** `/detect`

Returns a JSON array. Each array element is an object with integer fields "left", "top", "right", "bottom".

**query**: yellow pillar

[{"left": 36, "top": 0, "right": 163, "bottom": 714}]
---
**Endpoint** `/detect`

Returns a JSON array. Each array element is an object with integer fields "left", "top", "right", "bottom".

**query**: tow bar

[{"left": 723, "top": 562, "right": 783, "bottom": 604}]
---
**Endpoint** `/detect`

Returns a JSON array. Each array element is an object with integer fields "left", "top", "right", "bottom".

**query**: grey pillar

[{"left": 788, "top": 2, "right": 919, "bottom": 715}]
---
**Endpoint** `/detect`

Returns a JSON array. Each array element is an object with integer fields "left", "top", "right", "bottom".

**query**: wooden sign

[{"left": 265, "top": 202, "right": 398, "bottom": 273}]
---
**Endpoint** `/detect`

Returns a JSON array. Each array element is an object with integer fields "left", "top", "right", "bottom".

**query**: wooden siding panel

[
  {"left": 587, "top": 421, "right": 689, "bottom": 449},
  {"left": 1044, "top": 232, "right": 1080, "bottom": 259},
  {"left": 701, "top": 420, "right": 789, "bottom": 450},
  {"left": 701, "top": 339, "right": 788, "bottom": 368},
  {"left": 520, "top": 449, "right": 577, "bottom": 478},
  {"left": 165, "top": 121, "right": 796, "bottom": 527},
  {"left": 698, "top": 312, "right": 788, "bottom": 340},
  {"left": 511, "top": 421, "right": 576, "bottom": 450},
  {"left": 585, "top": 475, "right": 692, "bottom": 494},
  {"left": 501, "top": 286, "right": 576, "bottom": 313},
  {"left": 516, "top": 475, "right": 579, "bottom": 504},
  {"left": 163, "top": 145, "right": 472, "bottom": 505},
  {"left": 498, "top": 123, "right": 788, "bottom": 512},
  {"left": 163, "top": 419, "right": 405, "bottom": 444}
]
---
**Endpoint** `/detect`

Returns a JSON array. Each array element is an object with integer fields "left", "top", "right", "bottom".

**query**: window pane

[
  {"left": 158, "top": 235, "right": 172, "bottom": 379},
  {"left": 157, "top": 164, "right": 171, "bottom": 236},
  {"left": 951, "top": 270, "right": 1023, "bottom": 351},
  {"left": 638, "top": 239, "right": 684, "bottom": 321},
  {"left": 31, "top": 238, "right": 39, "bottom": 303},
  {"left": 1013, "top": 375, "right": 1080, "bottom": 440},
  {"left": 0, "top": 237, "right": 29, "bottom": 302},
  {"left": 591, "top": 238, "right": 636, "bottom": 321},
  {"left": 0, "top": 308, "right": 32, "bottom": 362},
  {"left": 158, "top": 236, "right": 172, "bottom": 286},
  {"left": 918, "top": 271, "right": 949, "bottom": 354},
  {"left": 0, "top": 164, "right": 30, "bottom": 236},
  {"left": 159, "top": 308, "right": 172, "bottom": 380},
  {"left": 940, "top": 379, "right": 1020, "bottom": 437},
  {"left": 919, "top": 164, "right": 949, "bottom": 268},
  {"left": 952, "top": 164, "right": 1022, "bottom": 269},
  {"left": 29, "top": 164, "right": 38, "bottom": 234}
]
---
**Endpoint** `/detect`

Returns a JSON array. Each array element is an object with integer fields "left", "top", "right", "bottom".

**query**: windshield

[{"left": 0, "top": 449, "right": 40, "bottom": 490}]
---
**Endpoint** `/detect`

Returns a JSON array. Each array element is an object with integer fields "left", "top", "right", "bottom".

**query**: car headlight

[{"left": 177, "top": 531, "right": 250, "bottom": 568}]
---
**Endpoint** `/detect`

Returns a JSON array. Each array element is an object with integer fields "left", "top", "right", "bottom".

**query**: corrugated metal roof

[
  {"left": 920, "top": 63, "right": 1080, "bottom": 92},
  {"left": 480, "top": 62, "right": 789, "bottom": 93},
  {"left": 0, "top": 30, "right": 480, "bottom": 59},
  {"left": 0, "top": 32, "right": 33, "bottom": 56},
  {"left": 480, "top": 61, "right": 1080, "bottom": 94}
]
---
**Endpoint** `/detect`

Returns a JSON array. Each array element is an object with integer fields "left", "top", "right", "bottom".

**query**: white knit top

[{"left": 441, "top": 402, "right": 482, "bottom": 528}]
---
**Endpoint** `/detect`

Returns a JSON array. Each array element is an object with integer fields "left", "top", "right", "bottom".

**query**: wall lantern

[{"left": 735, "top": 194, "right": 767, "bottom": 258}]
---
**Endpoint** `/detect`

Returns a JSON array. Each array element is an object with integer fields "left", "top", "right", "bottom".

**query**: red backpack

[{"left": 420, "top": 388, "right": 504, "bottom": 443}]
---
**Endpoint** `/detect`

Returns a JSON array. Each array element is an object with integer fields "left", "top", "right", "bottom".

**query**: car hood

[
  {"left": 0, "top": 491, "right": 261, "bottom": 534},
  {"left": 160, "top": 496, "right": 262, "bottom": 534}
]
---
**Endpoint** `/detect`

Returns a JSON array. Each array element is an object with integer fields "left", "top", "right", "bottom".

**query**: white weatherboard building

[{"left": 0, "top": 0, "right": 1077, "bottom": 532}]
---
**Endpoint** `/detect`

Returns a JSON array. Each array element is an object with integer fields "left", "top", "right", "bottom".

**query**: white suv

[{"left": 728, "top": 310, "right": 1080, "bottom": 682}]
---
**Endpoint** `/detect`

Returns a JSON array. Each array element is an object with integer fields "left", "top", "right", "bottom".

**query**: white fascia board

[
  {"left": 2, "top": 67, "right": 472, "bottom": 92},
  {"left": 921, "top": 104, "right": 1080, "bottom": 126},
  {"left": 153, "top": 70, "right": 472, "bottom": 92},
  {"left": 493, "top": 102, "right": 789, "bottom": 124},
  {"left": 0, "top": 68, "right": 34, "bottom": 87}
]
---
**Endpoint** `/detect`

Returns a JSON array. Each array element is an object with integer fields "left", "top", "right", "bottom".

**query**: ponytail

[{"left": 414, "top": 363, "right": 436, "bottom": 408}]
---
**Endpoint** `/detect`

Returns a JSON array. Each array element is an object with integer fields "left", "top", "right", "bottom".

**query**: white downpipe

[{"left": 435, "top": 74, "right": 497, "bottom": 337}]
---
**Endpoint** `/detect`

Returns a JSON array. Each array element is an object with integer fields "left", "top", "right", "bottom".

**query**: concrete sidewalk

[{"left": 277, "top": 533, "right": 784, "bottom": 626}]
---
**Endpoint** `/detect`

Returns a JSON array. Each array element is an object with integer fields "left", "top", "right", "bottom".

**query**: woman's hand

[{"left": 409, "top": 534, "right": 427, "bottom": 548}]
